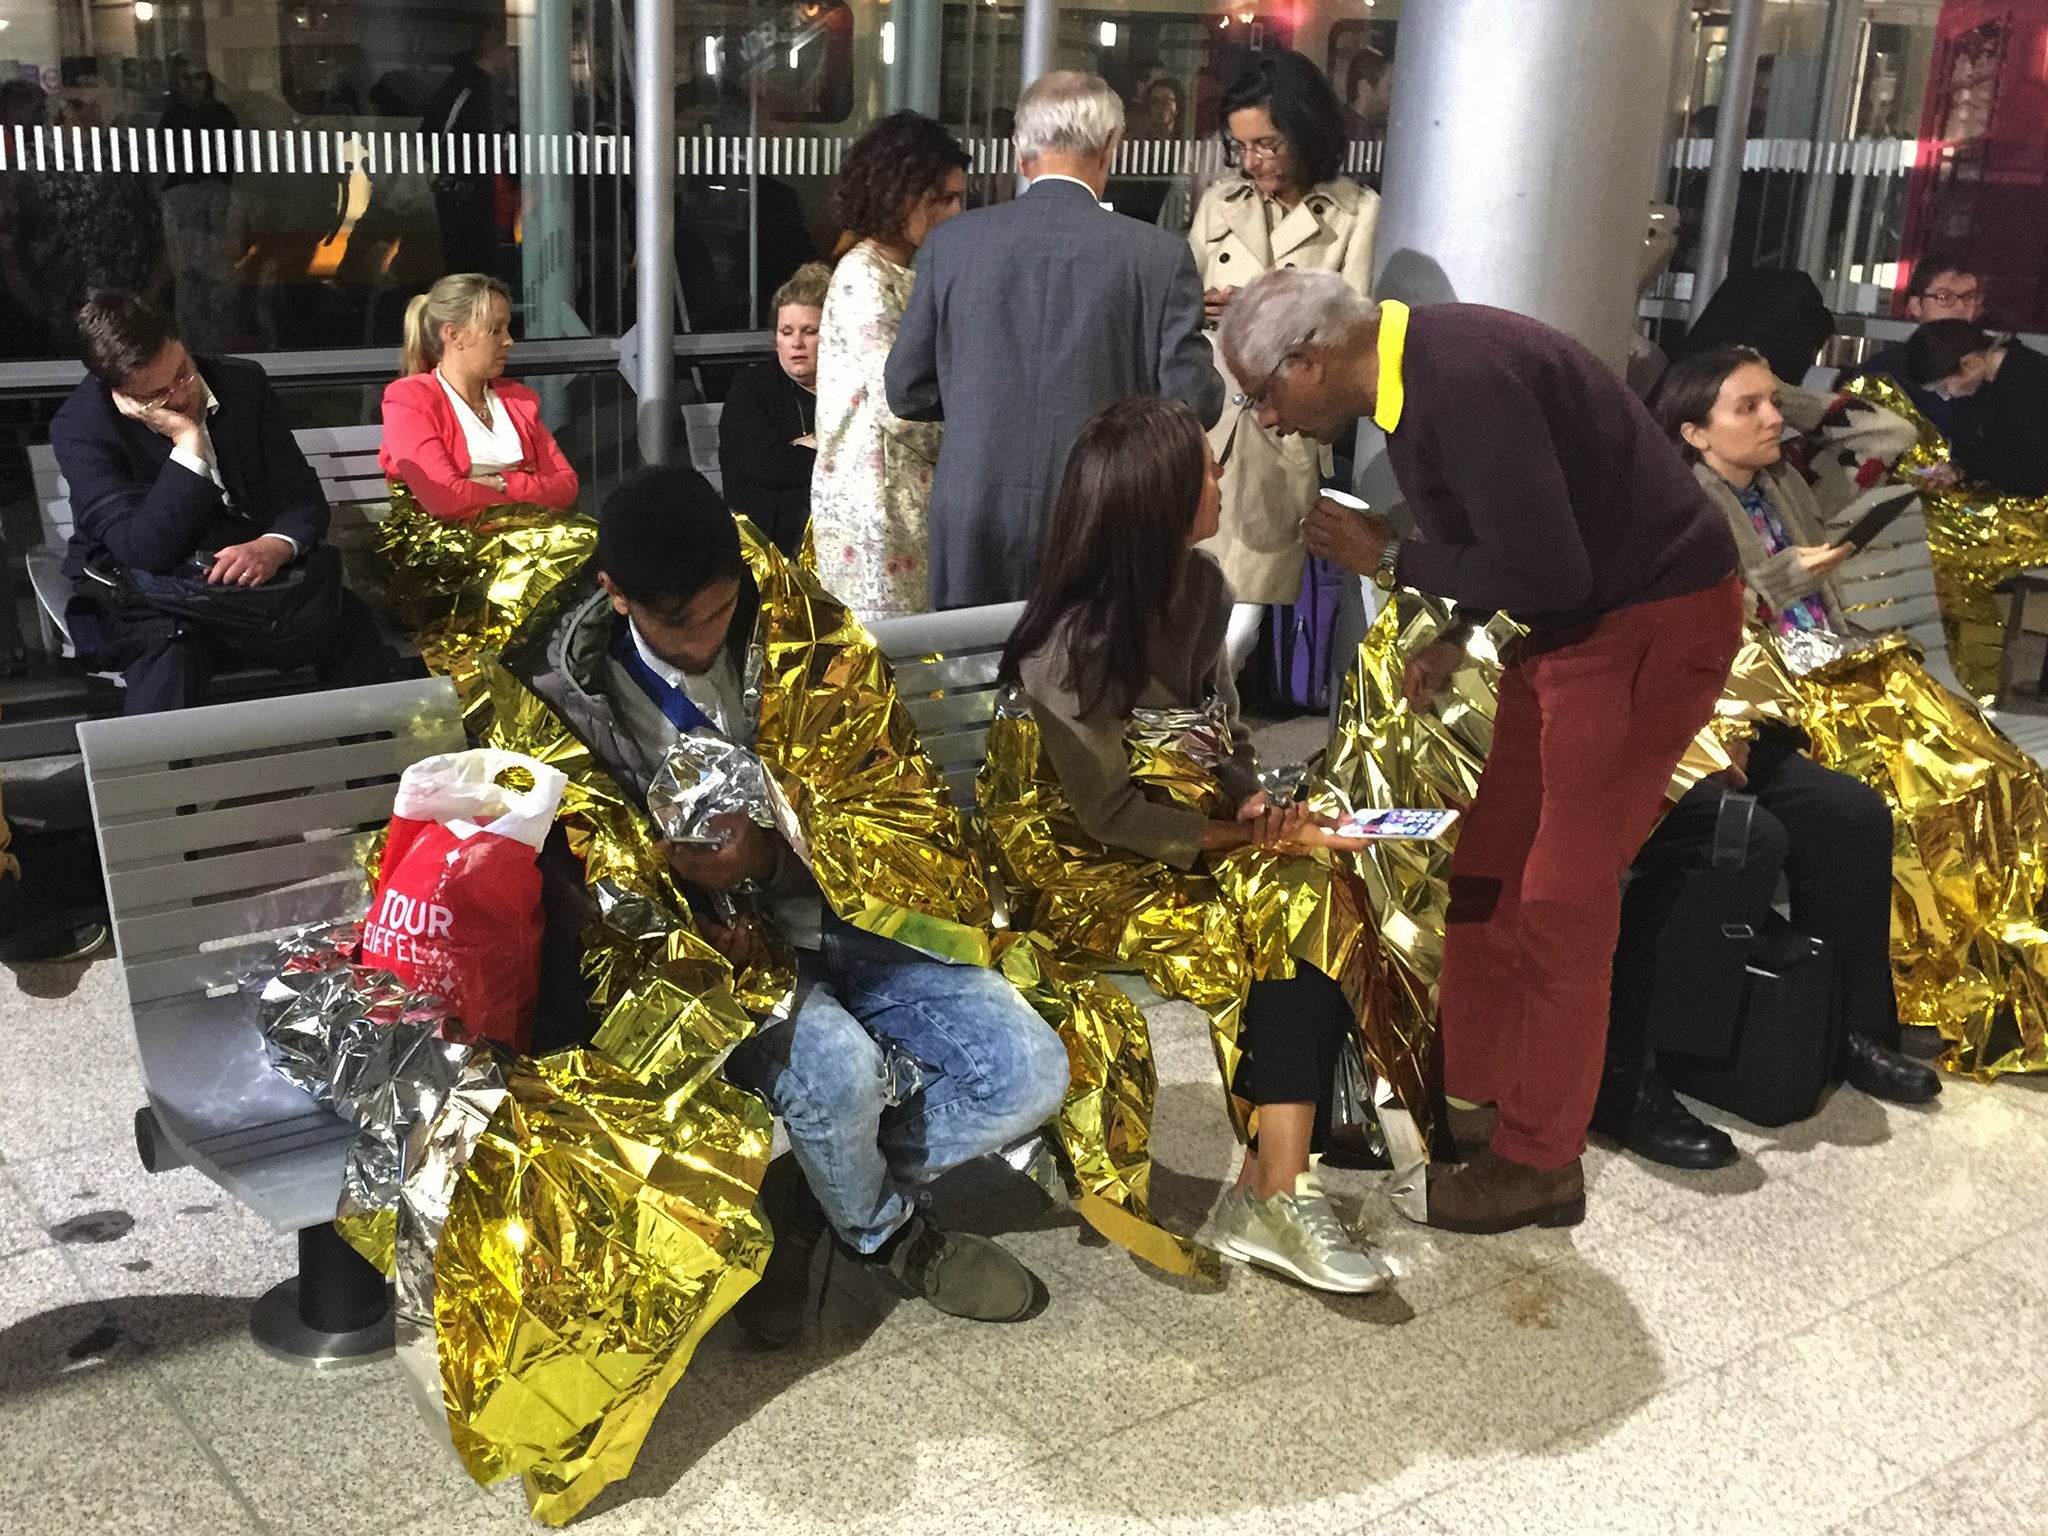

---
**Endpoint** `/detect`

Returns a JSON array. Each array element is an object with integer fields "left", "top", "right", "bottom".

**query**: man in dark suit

[
  {"left": 885, "top": 70, "right": 1223, "bottom": 610},
  {"left": 50, "top": 289, "right": 395, "bottom": 713}
]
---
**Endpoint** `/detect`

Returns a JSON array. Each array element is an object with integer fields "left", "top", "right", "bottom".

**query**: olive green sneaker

[{"left": 1217, "top": 1173, "right": 1391, "bottom": 1295}]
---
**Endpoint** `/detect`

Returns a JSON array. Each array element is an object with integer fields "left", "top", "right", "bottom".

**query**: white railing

[{"left": 0, "top": 124, "right": 1371, "bottom": 181}]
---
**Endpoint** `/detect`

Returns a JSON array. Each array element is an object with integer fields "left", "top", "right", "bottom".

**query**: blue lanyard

[{"left": 611, "top": 617, "right": 717, "bottom": 735}]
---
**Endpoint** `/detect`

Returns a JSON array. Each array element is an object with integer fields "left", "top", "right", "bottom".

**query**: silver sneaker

[
  {"left": 1202, "top": 1186, "right": 1255, "bottom": 1252},
  {"left": 1218, "top": 1173, "right": 1392, "bottom": 1295}
]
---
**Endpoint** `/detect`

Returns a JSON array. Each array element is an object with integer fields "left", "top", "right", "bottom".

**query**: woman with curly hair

[{"left": 811, "top": 111, "right": 968, "bottom": 618}]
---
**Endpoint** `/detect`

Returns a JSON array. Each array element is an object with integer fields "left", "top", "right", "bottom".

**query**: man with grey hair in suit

[{"left": 886, "top": 70, "right": 1223, "bottom": 609}]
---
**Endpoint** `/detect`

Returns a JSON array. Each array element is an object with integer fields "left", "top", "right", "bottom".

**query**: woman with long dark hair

[
  {"left": 1187, "top": 50, "right": 1377, "bottom": 661},
  {"left": 993, "top": 395, "right": 1391, "bottom": 1295}
]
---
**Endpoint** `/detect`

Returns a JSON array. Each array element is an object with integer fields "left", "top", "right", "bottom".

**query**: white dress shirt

[
  {"left": 1028, "top": 171, "right": 1113, "bottom": 210},
  {"left": 167, "top": 380, "right": 298, "bottom": 554}
]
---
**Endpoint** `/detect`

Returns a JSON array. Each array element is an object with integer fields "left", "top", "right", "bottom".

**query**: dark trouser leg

[
  {"left": 121, "top": 633, "right": 214, "bottom": 714},
  {"left": 310, "top": 592, "right": 400, "bottom": 690},
  {"left": 1752, "top": 751, "right": 1900, "bottom": 1046},
  {"left": 1234, "top": 964, "right": 1352, "bottom": 1154},
  {"left": 1602, "top": 785, "right": 1788, "bottom": 1128}
]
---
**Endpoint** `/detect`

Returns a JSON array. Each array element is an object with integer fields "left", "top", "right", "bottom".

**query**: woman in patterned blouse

[{"left": 810, "top": 113, "right": 969, "bottom": 619}]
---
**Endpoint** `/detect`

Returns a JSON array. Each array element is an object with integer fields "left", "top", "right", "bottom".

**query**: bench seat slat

[
  {"left": 116, "top": 872, "right": 368, "bottom": 964},
  {"left": 108, "top": 828, "right": 374, "bottom": 911},
  {"left": 98, "top": 780, "right": 398, "bottom": 864},
  {"left": 903, "top": 690, "right": 1002, "bottom": 734},
  {"left": 90, "top": 731, "right": 459, "bottom": 819},
  {"left": 893, "top": 652, "right": 1005, "bottom": 694},
  {"left": 79, "top": 677, "right": 460, "bottom": 772}
]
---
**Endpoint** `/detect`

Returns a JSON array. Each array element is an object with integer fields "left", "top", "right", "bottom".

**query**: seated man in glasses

[
  {"left": 48, "top": 289, "right": 396, "bottom": 713},
  {"left": 1839, "top": 263, "right": 1988, "bottom": 443}
]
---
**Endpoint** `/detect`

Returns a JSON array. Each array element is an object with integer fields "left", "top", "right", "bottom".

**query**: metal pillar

[
  {"left": 520, "top": 0, "right": 586, "bottom": 342},
  {"left": 889, "top": 0, "right": 944, "bottom": 116},
  {"left": 1690, "top": 0, "right": 1766, "bottom": 324},
  {"left": 1020, "top": 0, "right": 1057, "bottom": 92},
  {"left": 1793, "top": 0, "right": 1866, "bottom": 285},
  {"left": 1374, "top": 0, "right": 1688, "bottom": 371},
  {"left": 633, "top": 0, "right": 675, "bottom": 464}
]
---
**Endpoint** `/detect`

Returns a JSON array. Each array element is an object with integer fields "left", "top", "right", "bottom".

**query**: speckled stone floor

[{"left": 2, "top": 934, "right": 2045, "bottom": 1536}]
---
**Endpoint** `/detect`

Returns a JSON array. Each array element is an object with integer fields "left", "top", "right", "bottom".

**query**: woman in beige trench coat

[{"left": 1190, "top": 50, "right": 1378, "bottom": 664}]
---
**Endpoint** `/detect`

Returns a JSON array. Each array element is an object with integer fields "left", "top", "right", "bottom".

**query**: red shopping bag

[{"left": 360, "top": 749, "right": 568, "bottom": 1052}]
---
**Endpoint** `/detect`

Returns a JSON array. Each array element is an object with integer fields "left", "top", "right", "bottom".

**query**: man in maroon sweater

[{"left": 1218, "top": 270, "right": 1743, "bottom": 1234}]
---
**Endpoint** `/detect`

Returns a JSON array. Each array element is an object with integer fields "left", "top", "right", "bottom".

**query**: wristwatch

[{"left": 1373, "top": 538, "right": 1403, "bottom": 592}]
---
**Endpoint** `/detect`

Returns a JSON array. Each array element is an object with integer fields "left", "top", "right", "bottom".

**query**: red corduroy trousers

[{"left": 1438, "top": 576, "right": 1745, "bottom": 1169}]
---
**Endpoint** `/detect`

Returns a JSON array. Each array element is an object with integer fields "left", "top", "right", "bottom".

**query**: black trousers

[
  {"left": 117, "top": 588, "right": 399, "bottom": 714},
  {"left": 1609, "top": 742, "right": 1898, "bottom": 1077},
  {"left": 1231, "top": 962, "right": 1352, "bottom": 1154}
]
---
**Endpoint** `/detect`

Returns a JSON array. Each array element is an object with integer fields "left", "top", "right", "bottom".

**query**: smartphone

[
  {"left": 1336, "top": 807, "right": 1461, "bottom": 841},
  {"left": 1320, "top": 490, "right": 1371, "bottom": 514}
]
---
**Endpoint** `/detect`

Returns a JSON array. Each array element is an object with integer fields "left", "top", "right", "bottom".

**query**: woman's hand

[
  {"left": 1279, "top": 820, "right": 1375, "bottom": 852},
  {"left": 1796, "top": 543, "right": 1852, "bottom": 582},
  {"left": 1203, "top": 285, "right": 1239, "bottom": 325},
  {"left": 467, "top": 468, "right": 511, "bottom": 494},
  {"left": 1239, "top": 795, "right": 1311, "bottom": 847},
  {"left": 1907, "top": 462, "right": 1961, "bottom": 490}
]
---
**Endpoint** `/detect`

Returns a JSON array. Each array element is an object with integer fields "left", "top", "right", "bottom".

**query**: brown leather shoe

[
  {"left": 1444, "top": 1102, "right": 1498, "bottom": 1161},
  {"left": 1424, "top": 1148, "right": 1585, "bottom": 1234}
]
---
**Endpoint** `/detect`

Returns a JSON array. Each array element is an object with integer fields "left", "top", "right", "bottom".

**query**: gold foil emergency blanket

[
  {"left": 980, "top": 688, "right": 1399, "bottom": 1274},
  {"left": 1313, "top": 596, "right": 1517, "bottom": 1161},
  {"left": 989, "top": 932, "right": 1214, "bottom": 1278},
  {"left": 1666, "top": 629, "right": 1808, "bottom": 798},
  {"left": 431, "top": 1049, "right": 773, "bottom": 1526},
  {"left": 737, "top": 522, "right": 998, "bottom": 965},
  {"left": 428, "top": 658, "right": 778, "bottom": 1521},
  {"left": 1791, "top": 633, "right": 2048, "bottom": 1077},
  {"left": 375, "top": 481, "right": 597, "bottom": 681},
  {"left": 1836, "top": 376, "right": 2048, "bottom": 699}
]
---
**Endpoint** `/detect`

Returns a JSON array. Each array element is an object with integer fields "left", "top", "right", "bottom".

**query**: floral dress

[{"left": 810, "top": 240, "right": 943, "bottom": 619}]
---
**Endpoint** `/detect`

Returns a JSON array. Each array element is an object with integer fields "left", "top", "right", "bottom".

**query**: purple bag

[{"left": 1267, "top": 554, "right": 1345, "bottom": 712}]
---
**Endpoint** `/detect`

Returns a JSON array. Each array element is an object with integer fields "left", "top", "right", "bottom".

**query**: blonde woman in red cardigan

[{"left": 379, "top": 273, "right": 579, "bottom": 520}]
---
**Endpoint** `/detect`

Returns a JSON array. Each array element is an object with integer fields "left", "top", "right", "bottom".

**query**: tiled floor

[{"left": 3, "top": 949, "right": 2046, "bottom": 1536}]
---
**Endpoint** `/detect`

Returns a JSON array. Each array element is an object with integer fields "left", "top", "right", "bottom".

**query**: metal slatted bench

[
  {"left": 682, "top": 401, "right": 725, "bottom": 494},
  {"left": 869, "top": 602, "right": 1025, "bottom": 810},
  {"left": 79, "top": 675, "right": 465, "bottom": 1363}
]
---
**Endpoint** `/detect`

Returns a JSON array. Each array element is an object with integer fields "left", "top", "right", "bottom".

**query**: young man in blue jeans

[{"left": 521, "top": 466, "right": 1070, "bottom": 1346}]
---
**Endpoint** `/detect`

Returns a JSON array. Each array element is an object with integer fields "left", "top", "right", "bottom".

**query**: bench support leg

[{"left": 250, "top": 1223, "right": 395, "bottom": 1368}]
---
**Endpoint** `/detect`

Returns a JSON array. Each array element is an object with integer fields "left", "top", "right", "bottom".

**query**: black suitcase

[{"left": 1661, "top": 919, "right": 1841, "bottom": 1127}]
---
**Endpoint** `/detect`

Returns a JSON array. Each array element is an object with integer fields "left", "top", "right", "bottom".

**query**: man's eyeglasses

[
  {"left": 1218, "top": 330, "right": 1315, "bottom": 468},
  {"left": 127, "top": 359, "right": 196, "bottom": 411},
  {"left": 1224, "top": 133, "right": 1289, "bottom": 168},
  {"left": 1923, "top": 288, "right": 1981, "bottom": 307}
]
